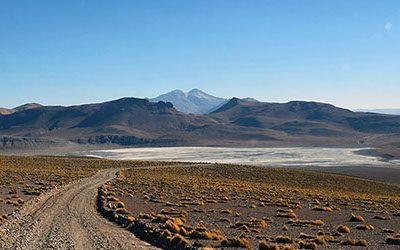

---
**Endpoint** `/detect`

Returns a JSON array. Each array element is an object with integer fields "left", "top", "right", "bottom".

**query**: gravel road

[{"left": 0, "top": 169, "right": 159, "bottom": 250}]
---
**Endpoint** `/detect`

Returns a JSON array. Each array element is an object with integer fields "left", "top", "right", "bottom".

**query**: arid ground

[
  {"left": 80, "top": 146, "right": 400, "bottom": 185},
  {"left": 0, "top": 155, "right": 399, "bottom": 249}
]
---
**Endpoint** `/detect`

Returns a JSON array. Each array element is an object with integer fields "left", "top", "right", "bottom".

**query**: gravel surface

[{"left": 0, "top": 169, "right": 158, "bottom": 250}]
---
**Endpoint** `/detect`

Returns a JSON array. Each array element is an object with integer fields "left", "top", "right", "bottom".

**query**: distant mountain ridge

[
  {"left": 151, "top": 89, "right": 226, "bottom": 114},
  {"left": 355, "top": 109, "right": 400, "bottom": 116},
  {"left": 1, "top": 96, "right": 400, "bottom": 149},
  {"left": 0, "top": 103, "right": 42, "bottom": 115}
]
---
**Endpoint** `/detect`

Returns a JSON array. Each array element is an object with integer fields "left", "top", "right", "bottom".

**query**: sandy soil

[
  {"left": 106, "top": 164, "right": 400, "bottom": 249},
  {"left": 0, "top": 169, "right": 158, "bottom": 250}
]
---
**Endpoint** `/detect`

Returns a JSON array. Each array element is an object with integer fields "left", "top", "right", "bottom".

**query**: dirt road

[{"left": 0, "top": 169, "right": 158, "bottom": 250}]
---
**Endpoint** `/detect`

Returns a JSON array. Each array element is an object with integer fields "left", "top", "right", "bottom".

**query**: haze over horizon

[{"left": 1, "top": 1, "right": 399, "bottom": 109}]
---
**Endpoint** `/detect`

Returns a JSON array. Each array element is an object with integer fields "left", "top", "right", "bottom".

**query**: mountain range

[
  {"left": 150, "top": 88, "right": 259, "bottom": 114},
  {"left": 1, "top": 90, "right": 400, "bottom": 151},
  {"left": 354, "top": 109, "right": 400, "bottom": 116},
  {"left": 0, "top": 103, "right": 42, "bottom": 115},
  {"left": 150, "top": 89, "right": 227, "bottom": 114}
]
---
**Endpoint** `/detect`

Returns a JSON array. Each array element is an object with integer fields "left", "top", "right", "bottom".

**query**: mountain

[
  {"left": 0, "top": 103, "right": 42, "bottom": 116},
  {"left": 151, "top": 89, "right": 226, "bottom": 114},
  {"left": 355, "top": 109, "right": 400, "bottom": 116},
  {"left": 0, "top": 98, "right": 216, "bottom": 144},
  {"left": 210, "top": 98, "right": 400, "bottom": 135},
  {"left": 0, "top": 108, "right": 13, "bottom": 115},
  {"left": 1, "top": 97, "right": 400, "bottom": 149},
  {"left": 13, "top": 103, "right": 42, "bottom": 112}
]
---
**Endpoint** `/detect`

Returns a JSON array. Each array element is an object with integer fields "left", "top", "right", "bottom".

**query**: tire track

[{"left": 0, "top": 169, "right": 159, "bottom": 250}]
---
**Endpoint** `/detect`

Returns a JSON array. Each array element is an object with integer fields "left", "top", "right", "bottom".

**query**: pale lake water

[{"left": 78, "top": 147, "right": 400, "bottom": 168}]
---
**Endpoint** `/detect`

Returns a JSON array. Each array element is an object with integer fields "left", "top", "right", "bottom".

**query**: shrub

[
  {"left": 259, "top": 240, "right": 280, "bottom": 250},
  {"left": 355, "top": 224, "right": 374, "bottom": 231},
  {"left": 386, "top": 236, "right": 400, "bottom": 245},
  {"left": 383, "top": 228, "right": 395, "bottom": 233},
  {"left": 341, "top": 238, "right": 368, "bottom": 247},
  {"left": 312, "top": 236, "right": 326, "bottom": 245},
  {"left": 288, "top": 219, "right": 324, "bottom": 227},
  {"left": 312, "top": 206, "right": 332, "bottom": 212},
  {"left": 171, "top": 234, "right": 190, "bottom": 248},
  {"left": 298, "top": 233, "right": 315, "bottom": 239},
  {"left": 221, "top": 209, "right": 232, "bottom": 214},
  {"left": 373, "top": 215, "right": 390, "bottom": 220},
  {"left": 275, "top": 236, "right": 294, "bottom": 244},
  {"left": 115, "top": 208, "right": 130, "bottom": 214},
  {"left": 165, "top": 220, "right": 181, "bottom": 233},
  {"left": 221, "top": 237, "right": 252, "bottom": 248},
  {"left": 349, "top": 213, "right": 365, "bottom": 222},
  {"left": 337, "top": 225, "right": 351, "bottom": 233},
  {"left": 276, "top": 212, "right": 297, "bottom": 218},
  {"left": 188, "top": 229, "right": 225, "bottom": 240},
  {"left": 298, "top": 240, "right": 317, "bottom": 249}
]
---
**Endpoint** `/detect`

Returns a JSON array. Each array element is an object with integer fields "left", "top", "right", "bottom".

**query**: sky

[{"left": 0, "top": 1, "right": 399, "bottom": 109}]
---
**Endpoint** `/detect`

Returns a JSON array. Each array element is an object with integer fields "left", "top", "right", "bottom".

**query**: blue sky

[{"left": 0, "top": 1, "right": 399, "bottom": 109}]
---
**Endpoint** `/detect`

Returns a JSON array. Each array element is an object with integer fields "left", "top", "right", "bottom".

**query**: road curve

[{"left": 0, "top": 169, "right": 159, "bottom": 250}]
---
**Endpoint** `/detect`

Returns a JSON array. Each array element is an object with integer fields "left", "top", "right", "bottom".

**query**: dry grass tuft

[
  {"left": 221, "top": 237, "right": 252, "bottom": 248},
  {"left": 275, "top": 236, "right": 295, "bottom": 244},
  {"left": 341, "top": 238, "right": 368, "bottom": 247},
  {"left": 188, "top": 229, "right": 225, "bottom": 241},
  {"left": 288, "top": 219, "right": 324, "bottom": 227},
  {"left": 170, "top": 234, "right": 190, "bottom": 248},
  {"left": 355, "top": 224, "right": 374, "bottom": 231},
  {"left": 276, "top": 212, "right": 297, "bottom": 218},
  {"left": 298, "top": 240, "right": 317, "bottom": 249},
  {"left": 312, "top": 206, "right": 332, "bottom": 212},
  {"left": 259, "top": 240, "right": 280, "bottom": 250},
  {"left": 221, "top": 209, "right": 233, "bottom": 214},
  {"left": 349, "top": 213, "right": 365, "bottom": 222},
  {"left": 373, "top": 215, "right": 390, "bottom": 220},
  {"left": 386, "top": 236, "right": 400, "bottom": 245},
  {"left": 165, "top": 220, "right": 181, "bottom": 233},
  {"left": 312, "top": 236, "right": 327, "bottom": 245},
  {"left": 337, "top": 225, "right": 351, "bottom": 233},
  {"left": 382, "top": 228, "right": 395, "bottom": 233},
  {"left": 298, "top": 233, "right": 316, "bottom": 239}
]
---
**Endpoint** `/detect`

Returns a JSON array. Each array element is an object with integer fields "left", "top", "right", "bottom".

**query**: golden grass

[
  {"left": 221, "top": 237, "right": 252, "bottom": 248},
  {"left": 259, "top": 240, "right": 280, "bottom": 250},
  {"left": 311, "top": 206, "right": 332, "bottom": 212},
  {"left": 355, "top": 224, "right": 374, "bottom": 231},
  {"left": 275, "top": 236, "right": 295, "bottom": 244},
  {"left": 298, "top": 240, "right": 317, "bottom": 249},
  {"left": 170, "top": 234, "right": 190, "bottom": 248},
  {"left": 287, "top": 219, "right": 324, "bottom": 227},
  {"left": 337, "top": 225, "right": 351, "bottom": 233},
  {"left": 341, "top": 238, "right": 368, "bottom": 247},
  {"left": 386, "top": 236, "right": 400, "bottom": 245},
  {"left": 101, "top": 162, "right": 400, "bottom": 248},
  {"left": 0, "top": 155, "right": 112, "bottom": 216},
  {"left": 349, "top": 213, "right": 365, "bottom": 222}
]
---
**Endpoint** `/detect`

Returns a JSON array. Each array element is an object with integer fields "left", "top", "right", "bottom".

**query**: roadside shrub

[
  {"left": 337, "top": 225, "right": 351, "bottom": 233},
  {"left": 349, "top": 213, "right": 365, "bottom": 222},
  {"left": 221, "top": 237, "right": 252, "bottom": 248}
]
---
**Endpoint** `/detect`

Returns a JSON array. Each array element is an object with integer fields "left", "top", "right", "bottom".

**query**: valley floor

[{"left": 0, "top": 156, "right": 399, "bottom": 249}]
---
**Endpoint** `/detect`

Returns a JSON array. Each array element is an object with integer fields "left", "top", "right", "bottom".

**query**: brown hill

[
  {"left": 0, "top": 97, "right": 399, "bottom": 148},
  {"left": 0, "top": 108, "right": 13, "bottom": 115},
  {"left": 210, "top": 98, "right": 400, "bottom": 135},
  {"left": 0, "top": 103, "right": 42, "bottom": 116}
]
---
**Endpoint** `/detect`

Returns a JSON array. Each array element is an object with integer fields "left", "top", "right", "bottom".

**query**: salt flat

[{"left": 81, "top": 147, "right": 400, "bottom": 168}]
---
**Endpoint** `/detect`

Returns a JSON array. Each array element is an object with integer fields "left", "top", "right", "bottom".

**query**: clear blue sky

[{"left": 1, "top": 1, "right": 399, "bottom": 109}]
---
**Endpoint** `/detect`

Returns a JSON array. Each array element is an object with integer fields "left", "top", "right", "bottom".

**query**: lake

[{"left": 78, "top": 147, "right": 400, "bottom": 168}]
